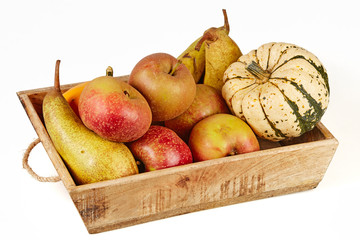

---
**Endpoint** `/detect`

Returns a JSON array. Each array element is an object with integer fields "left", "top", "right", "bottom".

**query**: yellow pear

[
  {"left": 177, "top": 36, "right": 206, "bottom": 83},
  {"left": 195, "top": 9, "right": 242, "bottom": 91},
  {"left": 43, "top": 60, "right": 138, "bottom": 185}
]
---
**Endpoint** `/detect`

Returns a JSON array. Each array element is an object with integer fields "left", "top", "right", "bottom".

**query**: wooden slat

[
  {"left": 70, "top": 135, "right": 338, "bottom": 233},
  {"left": 17, "top": 92, "right": 76, "bottom": 189},
  {"left": 16, "top": 75, "right": 129, "bottom": 97}
]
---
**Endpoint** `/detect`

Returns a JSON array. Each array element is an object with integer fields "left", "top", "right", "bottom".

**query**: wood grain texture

[
  {"left": 17, "top": 78, "right": 338, "bottom": 234},
  {"left": 69, "top": 135, "right": 337, "bottom": 233}
]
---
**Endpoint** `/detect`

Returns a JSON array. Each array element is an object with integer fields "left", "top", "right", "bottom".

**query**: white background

[{"left": 1, "top": 0, "right": 359, "bottom": 239}]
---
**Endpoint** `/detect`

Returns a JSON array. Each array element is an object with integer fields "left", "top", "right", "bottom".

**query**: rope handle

[{"left": 23, "top": 138, "right": 61, "bottom": 182}]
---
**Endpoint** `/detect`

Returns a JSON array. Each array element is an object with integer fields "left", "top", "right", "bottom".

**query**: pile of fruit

[{"left": 43, "top": 10, "right": 330, "bottom": 185}]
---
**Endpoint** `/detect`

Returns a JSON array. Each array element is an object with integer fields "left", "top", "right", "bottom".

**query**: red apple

[
  {"left": 188, "top": 113, "right": 260, "bottom": 162},
  {"left": 128, "top": 53, "right": 196, "bottom": 122},
  {"left": 79, "top": 75, "right": 152, "bottom": 142},
  {"left": 164, "top": 84, "right": 229, "bottom": 142},
  {"left": 128, "top": 125, "right": 193, "bottom": 171}
]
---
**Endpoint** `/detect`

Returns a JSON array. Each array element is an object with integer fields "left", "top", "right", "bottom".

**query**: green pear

[{"left": 43, "top": 60, "right": 138, "bottom": 185}]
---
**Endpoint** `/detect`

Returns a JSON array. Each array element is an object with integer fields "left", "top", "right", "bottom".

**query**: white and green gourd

[{"left": 222, "top": 42, "right": 329, "bottom": 141}]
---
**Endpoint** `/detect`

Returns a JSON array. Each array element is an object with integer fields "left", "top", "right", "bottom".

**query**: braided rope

[{"left": 22, "top": 138, "right": 61, "bottom": 182}]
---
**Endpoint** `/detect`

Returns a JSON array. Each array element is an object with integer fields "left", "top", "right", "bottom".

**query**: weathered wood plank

[{"left": 70, "top": 136, "right": 338, "bottom": 233}]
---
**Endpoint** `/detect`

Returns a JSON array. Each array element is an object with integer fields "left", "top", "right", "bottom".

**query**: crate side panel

[
  {"left": 85, "top": 182, "right": 319, "bottom": 234},
  {"left": 70, "top": 139, "right": 337, "bottom": 233}
]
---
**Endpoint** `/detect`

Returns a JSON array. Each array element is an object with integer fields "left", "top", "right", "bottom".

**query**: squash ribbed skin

[{"left": 222, "top": 42, "right": 329, "bottom": 141}]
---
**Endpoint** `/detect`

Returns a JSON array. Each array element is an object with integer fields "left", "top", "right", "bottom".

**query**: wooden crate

[{"left": 17, "top": 77, "right": 338, "bottom": 234}]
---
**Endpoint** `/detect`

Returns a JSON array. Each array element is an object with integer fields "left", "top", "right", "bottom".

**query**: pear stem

[
  {"left": 106, "top": 66, "right": 113, "bottom": 76},
  {"left": 169, "top": 60, "right": 182, "bottom": 76},
  {"left": 195, "top": 9, "right": 229, "bottom": 51},
  {"left": 246, "top": 61, "right": 271, "bottom": 84},
  {"left": 54, "top": 60, "right": 61, "bottom": 92},
  {"left": 222, "top": 9, "right": 230, "bottom": 34},
  {"left": 195, "top": 31, "right": 215, "bottom": 51}
]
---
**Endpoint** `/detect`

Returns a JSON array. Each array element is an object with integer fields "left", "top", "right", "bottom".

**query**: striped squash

[{"left": 222, "top": 42, "right": 329, "bottom": 141}]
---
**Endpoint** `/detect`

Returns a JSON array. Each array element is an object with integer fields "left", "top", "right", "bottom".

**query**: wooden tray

[{"left": 17, "top": 76, "right": 338, "bottom": 234}]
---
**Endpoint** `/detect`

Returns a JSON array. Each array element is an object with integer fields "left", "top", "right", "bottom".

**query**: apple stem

[
  {"left": 106, "top": 66, "right": 113, "bottom": 76},
  {"left": 169, "top": 60, "right": 182, "bottom": 76},
  {"left": 54, "top": 60, "right": 61, "bottom": 92}
]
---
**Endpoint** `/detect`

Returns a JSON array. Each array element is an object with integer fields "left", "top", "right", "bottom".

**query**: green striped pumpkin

[{"left": 222, "top": 42, "right": 329, "bottom": 141}]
